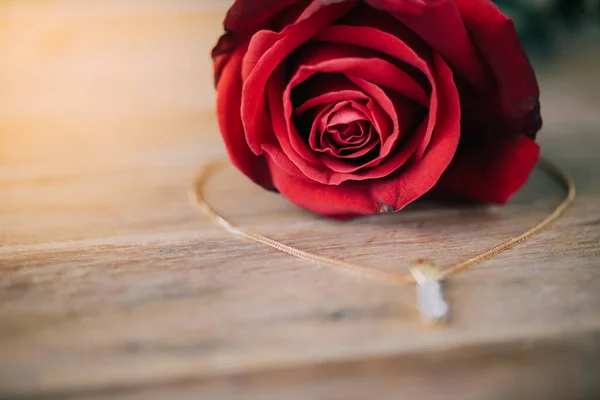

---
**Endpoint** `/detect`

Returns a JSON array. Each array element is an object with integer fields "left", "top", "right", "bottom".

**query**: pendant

[{"left": 410, "top": 260, "right": 449, "bottom": 325}]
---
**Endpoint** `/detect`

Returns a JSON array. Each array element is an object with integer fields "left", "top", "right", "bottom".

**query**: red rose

[{"left": 212, "top": 0, "right": 541, "bottom": 219}]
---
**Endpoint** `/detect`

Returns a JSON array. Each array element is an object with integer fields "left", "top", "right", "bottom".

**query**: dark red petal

[
  {"left": 363, "top": 0, "right": 447, "bottom": 15},
  {"left": 212, "top": 32, "right": 242, "bottom": 87},
  {"left": 315, "top": 25, "right": 431, "bottom": 85},
  {"left": 366, "top": 0, "right": 490, "bottom": 89},
  {"left": 453, "top": 0, "right": 541, "bottom": 138},
  {"left": 224, "top": 0, "right": 357, "bottom": 34},
  {"left": 223, "top": 0, "right": 304, "bottom": 34},
  {"left": 214, "top": 0, "right": 314, "bottom": 86},
  {"left": 314, "top": 25, "right": 428, "bottom": 100},
  {"left": 437, "top": 135, "right": 540, "bottom": 204},
  {"left": 337, "top": 3, "right": 431, "bottom": 64},
  {"left": 216, "top": 44, "right": 273, "bottom": 189},
  {"left": 369, "top": 54, "right": 461, "bottom": 211}
]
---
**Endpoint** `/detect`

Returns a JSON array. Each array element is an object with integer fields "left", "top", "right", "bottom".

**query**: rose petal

[
  {"left": 369, "top": 54, "right": 461, "bottom": 211},
  {"left": 453, "top": 0, "right": 541, "bottom": 138},
  {"left": 266, "top": 56, "right": 459, "bottom": 218},
  {"left": 322, "top": 136, "right": 379, "bottom": 159},
  {"left": 337, "top": 3, "right": 431, "bottom": 65},
  {"left": 216, "top": 43, "right": 273, "bottom": 189},
  {"left": 292, "top": 72, "right": 372, "bottom": 110},
  {"left": 366, "top": 0, "right": 490, "bottom": 89},
  {"left": 296, "top": 89, "right": 369, "bottom": 115},
  {"left": 269, "top": 66, "right": 324, "bottom": 170},
  {"left": 223, "top": 0, "right": 309, "bottom": 34},
  {"left": 266, "top": 155, "right": 378, "bottom": 218},
  {"left": 291, "top": 73, "right": 391, "bottom": 145},
  {"left": 321, "top": 124, "right": 379, "bottom": 160},
  {"left": 346, "top": 77, "right": 401, "bottom": 156},
  {"left": 293, "top": 41, "right": 429, "bottom": 106},
  {"left": 315, "top": 25, "right": 432, "bottom": 78},
  {"left": 307, "top": 101, "right": 354, "bottom": 151},
  {"left": 311, "top": 101, "right": 376, "bottom": 160},
  {"left": 437, "top": 135, "right": 540, "bottom": 204},
  {"left": 316, "top": 102, "right": 379, "bottom": 158},
  {"left": 213, "top": 0, "right": 313, "bottom": 85},
  {"left": 329, "top": 121, "right": 371, "bottom": 147},
  {"left": 212, "top": 32, "right": 241, "bottom": 86}
]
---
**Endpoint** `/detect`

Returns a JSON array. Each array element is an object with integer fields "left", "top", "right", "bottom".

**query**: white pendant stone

[
  {"left": 415, "top": 280, "right": 449, "bottom": 324},
  {"left": 410, "top": 260, "right": 449, "bottom": 325}
]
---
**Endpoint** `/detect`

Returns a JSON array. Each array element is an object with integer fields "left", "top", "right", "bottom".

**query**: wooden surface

[{"left": 1, "top": 2, "right": 600, "bottom": 399}]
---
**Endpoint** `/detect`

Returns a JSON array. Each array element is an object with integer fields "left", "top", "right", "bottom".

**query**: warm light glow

[{"left": 0, "top": 0, "right": 228, "bottom": 171}]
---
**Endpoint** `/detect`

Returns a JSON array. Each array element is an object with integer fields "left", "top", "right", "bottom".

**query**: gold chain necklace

[{"left": 189, "top": 156, "right": 576, "bottom": 325}]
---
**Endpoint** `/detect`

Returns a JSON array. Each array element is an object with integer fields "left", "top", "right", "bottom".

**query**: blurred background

[{"left": 497, "top": 0, "right": 600, "bottom": 54}]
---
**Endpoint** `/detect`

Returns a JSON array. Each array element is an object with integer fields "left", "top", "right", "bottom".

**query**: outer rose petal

[
  {"left": 223, "top": 0, "right": 347, "bottom": 34},
  {"left": 267, "top": 155, "right": 378, "bottom": 218},
  {"left": 366, "top": 0, "right": 490, "bottom": 89},
  {"left": 212, "top": 32, "right": 240, "bottom": 86},
  {"left": 433, "top": 0, "right": 542, "bottom": 202},
  {"left": 216, "top": 43, "right": 273, "bottom": 189},
  {"left": 437, "top": 135, "right": 540, "bottom": 204},
  {"left": 453, "top": 0, "right": 541, "bottom": 138},
  {"left": 365, "top": 0, "right": 541, "bottom": 137},
  {"left": 367, "top": 0, "right": 541, "bottom": 202},
  {"left": 213, "top": 0, "right": 333, "bottom": 85}
]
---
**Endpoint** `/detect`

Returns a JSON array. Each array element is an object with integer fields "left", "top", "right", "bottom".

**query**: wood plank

[{"left": 1, "top": 1, "right": 599, "bottom": 398}]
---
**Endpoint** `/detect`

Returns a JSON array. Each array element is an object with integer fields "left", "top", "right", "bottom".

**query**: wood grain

[{"left": 1, "top": 1, "right": 600, "bottom": 399}]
